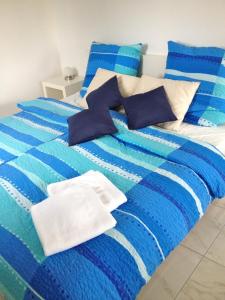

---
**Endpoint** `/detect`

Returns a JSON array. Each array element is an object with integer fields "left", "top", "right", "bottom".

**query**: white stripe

[
  {"left": 116, "top": 209, "right": 165, "bottom": 261},
  {"left": 222, "top": 58, "right": 225, "bottom": 67},
  {"left": 91, "top": 51, "right": 137, "bottom": 60},
  {"left": 12, "top": 116, "right": 62, "bottom": 135},
  {"left": 95, "top": 138, "right": 208, "bottom": 215},
  {"left": 38, "top": 99, "right": 79, "bottom": 113},
  {"left": 1, "top": 223, "right": 42, "bottom": 263},
  {"left": 114, "top": 119, "right": 179, "bottom": 149},
  {"left": 94, "top": 139, "right": 160, "bottom": 171},
  {"left": 133, "top": 130, "right": 179, "bottom": 149},
  {"left": 154, "top": 168, "right": 204, "bottom": 217},
  {"left": 0, "top": 178, "right": 32, "bottom": 212},
  {"left": 166, "top": 68, "right": 225, "bottom": 85},
  {"left": 0, "top": 141, "right": 21, "bottom": 156},
  {"left": 55, "top": 138, "right": 67, "bottom": 145},
  {"left": 26, "top": 153, "right": 64, "bottom": 182},
  {"left": 28, "top": 112, "right": 67, "bottom": 126},
  {"left": 197, "top": 91, "right": 225, "bottom": 101},
  {"left": 74, "top": 145, "right": 141, "bottom": 183},
  {"left": 198, "top": 117, "right": 216, "bottom": 127},
  {"left": 106, "top": 229, "right": 151, "bottom": 282},
  {"left": 9, "top": 161, "right": 47, "bottom": 194}
]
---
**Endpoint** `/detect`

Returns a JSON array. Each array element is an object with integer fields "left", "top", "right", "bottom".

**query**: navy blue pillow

[
  {"left": 67, "top": 109, "right": 117, "bottom": 146},
  {"left": 86, "top": 76, "right": 122, "bottom": 110},
  {"left": 122, "top": 86, "right": 177, "bottom": 129}
]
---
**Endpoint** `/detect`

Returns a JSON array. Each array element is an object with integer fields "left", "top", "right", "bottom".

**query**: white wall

[
  {"left": 51, "top": 0, "right": 225, "bottom": 76},
  {"left": 0, "top": 0, "right": 61, "bottom": 108},
  {"left": 1, "top": 0, "right": 225, "bottom": 108}
]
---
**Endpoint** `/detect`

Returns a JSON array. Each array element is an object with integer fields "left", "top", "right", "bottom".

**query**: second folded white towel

[{"left": 47, "top": 170, "right": 127, "bottom": 212}]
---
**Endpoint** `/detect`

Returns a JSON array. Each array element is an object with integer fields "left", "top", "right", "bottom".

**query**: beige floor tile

[
  {"left": 138, "top": 245, "right": 202, "bottom": 300},
  {"left": 176, "top": 257, "right": 225, "bottom": 300},
  {"left": 213, "top": 197, "right": 225, "bottom": 209},
  {"left": 206, "top": 227, "right": 225, "bottom": 267},
  {"left": 182, "top": 205, "right": 225, "bottom": 255}
]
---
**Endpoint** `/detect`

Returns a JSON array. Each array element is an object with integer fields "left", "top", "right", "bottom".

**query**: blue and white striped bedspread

[
  {"left": 0, "top": 98, "right": 225, "bottom": 299},
  {"left": 0, "top": 100, "right": 74, "bottom": 165}
]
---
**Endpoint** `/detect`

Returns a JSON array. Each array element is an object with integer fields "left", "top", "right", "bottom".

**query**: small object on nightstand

[
  {"left": 42, "top": 75, "right": 83, "bottom": 100},
  {"left": 63, "top": 67, "right": 77, "bottom": 81}
]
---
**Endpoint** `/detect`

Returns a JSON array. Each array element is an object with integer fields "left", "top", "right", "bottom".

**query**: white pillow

[
  {"left": 133, "top": 75, "right": 200, "bottom": 131},
  {"left": 76, "top": 68, "right": 140, "bottom": 109}
]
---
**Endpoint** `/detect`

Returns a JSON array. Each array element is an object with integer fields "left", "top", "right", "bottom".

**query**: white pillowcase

[
  {"left": 76, "top": 68, "right": 140, "bottom": 109},
  {"left": 133, "top": 75, "right": 200, "bottom": 131}
]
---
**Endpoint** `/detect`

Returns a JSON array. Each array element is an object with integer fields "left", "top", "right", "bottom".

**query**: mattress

[{"left": 177, "top": 123, "right": 225, "bottom": 155}]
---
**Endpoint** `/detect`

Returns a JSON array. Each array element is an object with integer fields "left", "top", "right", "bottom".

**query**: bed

[
  {"left": 177, "top": 123, "right": 225, "bottom": 155},
  {"left": 0, "top": 97, "right": 225, "bottom": 299}
]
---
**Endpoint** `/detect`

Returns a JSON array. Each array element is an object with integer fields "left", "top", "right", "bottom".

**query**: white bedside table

[{"left": 42, "top": 76, "right": 83, "bottom": 100}]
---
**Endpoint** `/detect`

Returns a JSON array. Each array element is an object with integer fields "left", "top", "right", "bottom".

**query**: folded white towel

[
  {"left": 47, "top": 170, "right": 127, "bottom": 212},
  {"left": 31, "top": 185, "right": 116, "bottom": 256}
]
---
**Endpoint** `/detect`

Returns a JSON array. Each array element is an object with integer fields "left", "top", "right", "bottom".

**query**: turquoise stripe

[
  {"left": 114, "top": 64, "right": 137, "bottom": 75},
  {"left": 1, "top": 117, "right": 57, "bottom": 141},
  {"left": 20, "top": 100, "right": 77, "bottom": 117},
  {"left": 0, "top": 132, "right": 30, "bottom": 153},
  {"left": 28, "top": 111, "right": 68, "bottom": 127},
  {"left": 117, "top": 131, "right": 175, "bottom": 157},
  {"left": 0, "top": 256, "right": 44, "bottom": 300},
  {"left": 0, "top": 141, "right": 21, "bottom": 156},
  {"left": 38, "top": 140, "right": 135, "bottom": 193},
  {"left": 0, "top": 187, "right": 44, "bottom": 262},
  {"left": 201, "top": 108, "right": 225, "bottom": 124},
  {"left": 9, "top": 161, "right": 47, "bottom": 195},
  {"left": 0, "top": 256, "right": 26, "bottom": 300},
  {"left": 94, "top": 138, "right": 164, "bottom": 171},
  {"left": 25, "top": 153, "right": 65, "bottom": 182}
]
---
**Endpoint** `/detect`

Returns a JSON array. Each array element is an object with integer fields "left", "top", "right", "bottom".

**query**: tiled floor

[
  {"left": 138, "top": 198, "right": 225, "bottom": 300},
  {"left": 1, "top": 106, "right": 225, "bottom": 299}
]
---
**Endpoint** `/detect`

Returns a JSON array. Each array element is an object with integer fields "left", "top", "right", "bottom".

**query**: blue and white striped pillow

[
  {"left": 164, "top": 41, "right": 225, "bottom": 127},
  {"left": 80, "top": 42, "right": 142, "bottom": 97}
]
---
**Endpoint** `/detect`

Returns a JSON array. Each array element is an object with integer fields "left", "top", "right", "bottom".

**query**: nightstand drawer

[{"left": 44, "top": 87, "right": 64, "bottom": 100}]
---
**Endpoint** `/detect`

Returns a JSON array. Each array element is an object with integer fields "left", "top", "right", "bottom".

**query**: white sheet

[{"left": 177, "top": 123, "right": 225, "bottom": 154}]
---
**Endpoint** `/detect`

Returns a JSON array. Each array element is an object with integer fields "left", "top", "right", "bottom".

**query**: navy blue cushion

[
  {"left": 86, "top": 76, "right": 122, "bottom": 110},
  {"left": 122, "top": 86, "right": 177, "bottom": 129},
  {"left": 67, "top": 109, "right": 117, "bottom": 146}
]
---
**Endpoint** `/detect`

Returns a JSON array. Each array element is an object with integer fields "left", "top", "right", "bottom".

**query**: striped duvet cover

[
  {"left": 0, "top": 98, "right": 225, "bottom": 299},
  {"left": 0, "top": 102, "right": 72, "bottom": 165}
]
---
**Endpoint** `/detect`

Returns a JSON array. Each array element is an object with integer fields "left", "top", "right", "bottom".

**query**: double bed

[{"left": 0, "top": 97, "right": 225, "bottom": 299}]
